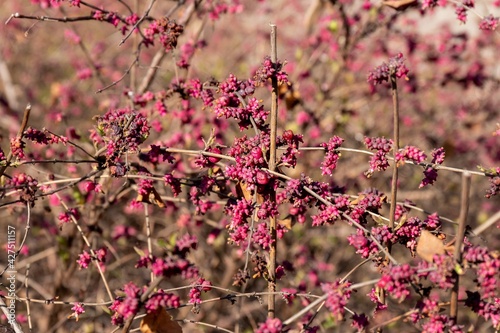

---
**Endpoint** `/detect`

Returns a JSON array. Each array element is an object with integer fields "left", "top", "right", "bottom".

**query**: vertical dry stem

[
  {"left": 388, "top": 75, "right": 399, "bottom": 232},
  {"left": 268, "top": 24, "right": 278, "bottom": 319},
  {"left": 450, "top": 172, "right": 471, "bottom": 320},
  {"left": 379, "top": 74, "right": 400, "bottom": 313}
]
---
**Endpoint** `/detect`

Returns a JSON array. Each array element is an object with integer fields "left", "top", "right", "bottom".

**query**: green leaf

[
  {"left": 71, "top": 187, "right": 85, "bottom": 205},
  {"left": 454, "top": 263, "right": 464, "bottom": 275},
  {"left": 156, "top": 238, "right": 169, "bottom": 250},
  {"left": 133, "top": 246, "right": 146, "bottom": 258},
  {"left": 100, "top": 305, "right": 112, "bottom": 315},
  {"left": 372, "top": 214, "right": 387, "bottom": 226},
  {"left": 168, "top": 233, "right": 178, "bottom": 249}
]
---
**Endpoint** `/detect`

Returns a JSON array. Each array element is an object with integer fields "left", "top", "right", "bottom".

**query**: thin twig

[
  {"left": 119, "top": 0, "right": 157, "bottom": 46},
  {"left": 294, "top": 146, "right": 488, "bottom": 177},
  {"left": 303, "top": 258, "right": 372, "bottom": 329},
  {"left": 370, "top": 302, "right": 451, "bottom": 331},
  {"left": 24, "top": 264, "right": 33, "bottom": 331},
  {"left": 181, "top": 319, "right": 234, "bottom": 333},
  {"left": 283, "top": 278, "right": 379, "bottom": 326},
  {"left": 0, "top": 297, "right": 24, "bottom": 333},
  {"left": 136, "top": 49, "right": 167, "bottom": 94},
  {"left": 46, "top": 129, "right": 98, "bottom": 160},
  {"left": 4, "top": 295, "right": 111, "bottom": 307},
  {"left": 381, "top": 72, "right": 400, "bottom": 312},
  {"left": 56, "top": 194, "right": 114, "bottom": 302},
  {"left": 267, "top": 23, "right": 278, "bottom": 320},
  {"left": 6, "top": 13, "right": 96, "bottom": 23},
  {"left": 58, "top": 6, "right": 106, "bottom": 86},
  {"left": 263, "top": 168, "right": 399, "bottom": 264},
  {"left": 388, "top": 75, "right": 399, "bottom": 231},
  {"left": 472, "top": 209, "right": 500, "bottom": 236},
  {"left": 144, "top": 204, "right": 154, "bottom": 282},
  {"left": 243, "top": 208, "right": 257, "bottom": 274},
  {"left": 17, "top": 159, "right": 98, "bottom": 166},
  {"left": 450, "top": 172, "right": 471, "bottom": 320},
  {"left": 152, "top": 145, "right": 487, "bottom": 178},
  {"left": 136, "top": 1, "right": 194, "bottom": 94},
  {"left": 96, "top": 55, "right": 140, "bottom": 94},
  {"left": 0, "top": 202, "right": 32, "bottom": 277},
  {"left": 79, "top": 1, "right": 129, "bottom": 24}
]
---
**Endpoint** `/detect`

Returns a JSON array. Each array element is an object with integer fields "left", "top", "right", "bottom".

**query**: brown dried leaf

[
  {"left": 382, "top": 0, "right": 417, "bottom": 9},
  {"left": 416, "top": 230, "right": 446, "bottom": 262},
  {"left": 350, "top": 194, "right": 366, "bottom": 206},
  {"left": 236, "top": 181, "right": 252, "bottom": 201},
  {"left": 140, "top": 307, "right": 182, "bottom": 333},
  {"left": 236, "top": 181, "right": 263, "bottom": 203},
  {"left": 279, "top": 217, "right": 293, "bottom": 230},
  {"left": 394, "top": 213, "right": 408, "bottom": 231},
  {"left": 279, "top": 83, "right": 301, "bottom": 110}
]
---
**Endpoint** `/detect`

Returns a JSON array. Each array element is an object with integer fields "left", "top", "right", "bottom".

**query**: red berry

[
  {"left": 282, "top": 130, "right": 294, "bottom": 142},
  {"left": 207, "top": 147, "right": 222, "bottom": 164},
  {"left": 289, "top": 207, "right": 300, "bottom": 216},
  {"left": 256, "top": 170, "right": 270, "bottom": 185},
  {"left": 84, "top": 181, "right": 96, "bottom": 192}
]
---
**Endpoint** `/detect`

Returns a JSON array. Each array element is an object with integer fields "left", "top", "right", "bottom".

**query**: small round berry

[
  {"left": 289, "top": 207, "right": 300, "bottom": 216},
  {"left": 256, "top": 170, "right": 270, "bottom": 185},
  {"left": 84, "top": 181, "right": 96, "bottom": 192},
  {"left": 251, "top": 147, "right": 263, "bottom": 160},
  {"left": 282, "top": 130, "right": 294, "bottom": 142},
  {"left": 207, "top": 147, "right": 222, "bottom": 164}
]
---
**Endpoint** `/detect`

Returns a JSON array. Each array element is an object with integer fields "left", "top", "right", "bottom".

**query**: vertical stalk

[
  {"left": 450, "top": 172, "right": 471, "bottom": 320},
  {"left": 268, "top": 24, "right": 278, "bottom": 319},
  {"left": 379, "top": 74, "right": 399, "bottom": 313},
  {"left": 388, "top": 75, "right": 399, "bottom": 232},
  {"left": 129, "top": 0, "right": 140, "bottom": 92},
  {"left": 144, "top": 204, "right": 155, "bottom": 283}
]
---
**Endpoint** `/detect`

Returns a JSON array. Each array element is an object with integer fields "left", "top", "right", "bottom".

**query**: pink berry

[
  {"left": 207, "top": 147, "right": 222, "bottom": 164},
  {"left": 256, "top": 170, "right": 270, "bottom": 185},
  {"left": 282, "top": 129, "right": 294, "bottom": 142}
]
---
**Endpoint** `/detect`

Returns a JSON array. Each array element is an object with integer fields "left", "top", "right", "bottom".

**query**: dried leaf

[
  {"left": 394, "top": 213, "right": 408, "bottom": 231},
  {"left": 156, "top": 238, "right": 169, "bottom": 249},
  {"left": 416, "top": 230, "right": 446, "bottom": 262},
  {"left": 372, "top": 214, "right": 387, "bottom": 226},
  {"left": 236, "top": 181, "right": 252, "bottom": 201},
  {"left": 382, "top": 0, "right": 417, "bottom": 9},
  {"left": 350, "top": 194, "right": 366, "bottom": 206},
  {"left": 133, "top": 246, "right": 146, "bottom": 258},
  {"left": 279, "top": 83, "right": 301, "bottom": 110},
  {"left": 236, "top": 181, "right": 263, "bottom": 203},
  {"left": 208, "top": 165, "right": 220, "bottom": 176},
  {"left": 98, "top": 306, "right": 111, "bottom": 316},
  {"left": 278, "top": 217, "right": 293, "bottom": 230},
  {"left": 140, "top": 307, "right": 182, "bottom": 333}
]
